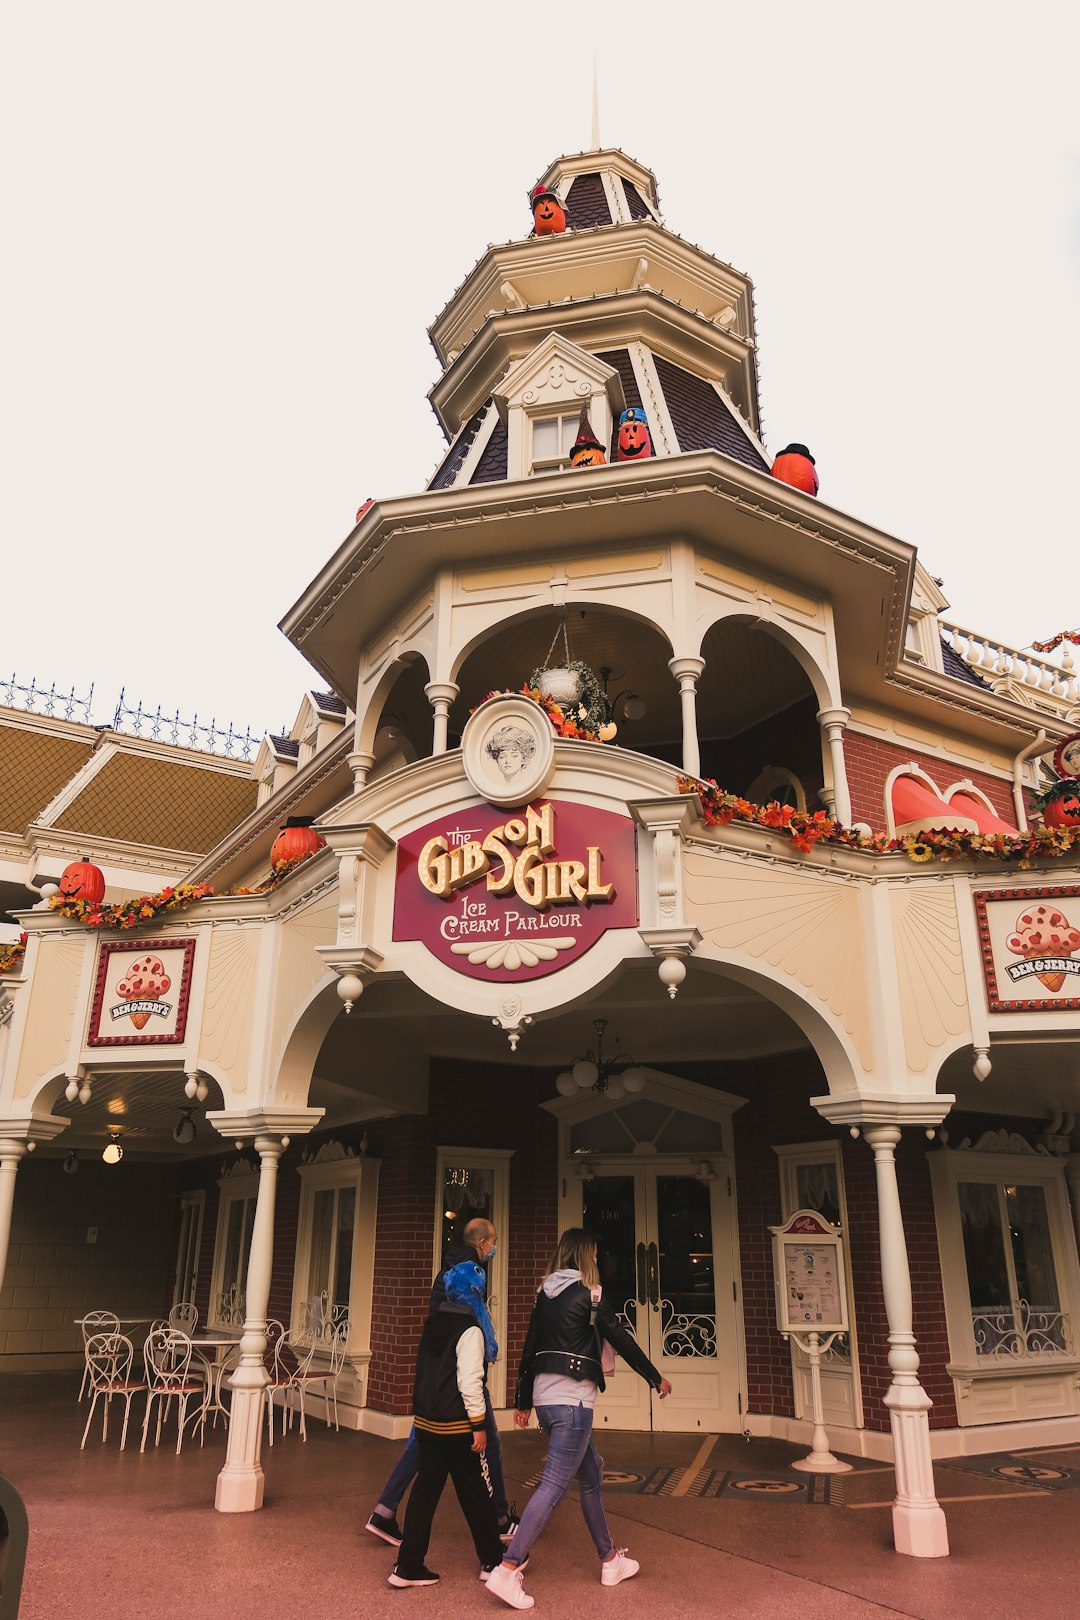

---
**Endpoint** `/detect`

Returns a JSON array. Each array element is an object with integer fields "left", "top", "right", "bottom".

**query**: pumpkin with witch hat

[
  {"left": 616, "top": 407, "right": 653, "bottom": 461},
  {"left": 569, "top": 403, "right": 606, "bottom": 468},
  {"left": 529, "top": 180, "right": 567, "bottom": 236}
]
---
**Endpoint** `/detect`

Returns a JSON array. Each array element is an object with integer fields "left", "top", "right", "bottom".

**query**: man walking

[{"left": 366, "top": 1217, "right": 518, "bottom": 1546}]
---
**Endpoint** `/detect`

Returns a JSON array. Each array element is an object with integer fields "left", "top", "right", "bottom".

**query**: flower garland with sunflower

[{"left": 479, "top": 684, "right": 615, "bottom": 744}]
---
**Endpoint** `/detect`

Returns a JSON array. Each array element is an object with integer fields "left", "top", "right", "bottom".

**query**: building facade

[{"left": 3, "top": 149, "right": 1080, "bottom": 1562}]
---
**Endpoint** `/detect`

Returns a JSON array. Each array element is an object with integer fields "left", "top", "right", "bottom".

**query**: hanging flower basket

[{"left": 536, "top": 667, "right": 583, "bottom": 706}]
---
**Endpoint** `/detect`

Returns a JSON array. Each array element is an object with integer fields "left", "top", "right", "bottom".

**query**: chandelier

[{"left": 555, "top": 1020, "right": 647, "bottom": 1099}]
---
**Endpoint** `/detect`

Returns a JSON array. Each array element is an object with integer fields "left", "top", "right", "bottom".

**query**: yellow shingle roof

[
  {"left": 53, "top": 753, "right": 258, "bottom": 854},
  {"left": 0, "top": 724, "right": 94, "bottom": 834}
]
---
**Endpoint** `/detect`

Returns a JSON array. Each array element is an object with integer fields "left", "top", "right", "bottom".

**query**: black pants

[{"left": 397, "top": 1431, "right": 504, "bottom": 1575}]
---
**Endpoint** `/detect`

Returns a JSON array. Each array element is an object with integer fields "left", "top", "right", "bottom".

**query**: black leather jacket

[{"left": 514, "top": 1280, "right": 663, "bottom": 1409}]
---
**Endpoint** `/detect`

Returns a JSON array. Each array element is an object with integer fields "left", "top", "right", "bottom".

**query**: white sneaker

[
  {"left": 601, "top": 1550, "right": 640, "bottom": 1587},
  {"left": 485, "top": 1562, "right": 536, "bottom": 1609}
]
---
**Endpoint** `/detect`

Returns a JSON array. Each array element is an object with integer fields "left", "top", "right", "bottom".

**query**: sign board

[
  {"left": 393, "top": 798, "right": 638, "bottom": 982},
  {"left": 769, "top": 1210, "right": 848, "bottom": 1336},
  {"left": 974, "top": 886, "right": 1080, "bottom": 1013},
  {"left": 87, "top": 938, "right": 196, "bottom": 1047}
]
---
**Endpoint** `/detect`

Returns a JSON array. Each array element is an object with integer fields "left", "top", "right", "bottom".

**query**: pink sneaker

[
  {"left": 601, "top": 1550, "right": 640, "bottom": 1587},
  {"left": 485, "top": 1562, "right": 535, "bottom": 1609}
]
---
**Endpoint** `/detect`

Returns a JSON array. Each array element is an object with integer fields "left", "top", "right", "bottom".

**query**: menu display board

[{"left": 770, "top": 1210, "right": 848, "bottom": 1336}]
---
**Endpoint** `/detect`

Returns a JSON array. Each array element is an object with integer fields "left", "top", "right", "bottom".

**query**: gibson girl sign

[
  {"left": 974, "top": 887, "right": 1080, "bottom": 1012},
  {"left": 393, "top": 800, "right": 638, "bottom": 982},
  {"left": 87, "top": 938, "right": 197, "bottom": 1046}
]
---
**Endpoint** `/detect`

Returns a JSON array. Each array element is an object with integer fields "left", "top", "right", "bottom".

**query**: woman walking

[{"left": 485, "top": 1229, "right": 672, "bottom": 1611}]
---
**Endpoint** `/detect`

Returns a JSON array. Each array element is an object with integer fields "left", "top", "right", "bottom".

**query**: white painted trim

[
  {"left": 359, "top": 1407, "right": 415, "bottom": 1441},
  {"left": 451, "top": 401, "right": 500, "bottom": 488},
  {"left": 625, "top": 342, "right": 678, "bottom": 456},
  {"left": 707, "top": 378, "right": 770, "bottom": 462}
]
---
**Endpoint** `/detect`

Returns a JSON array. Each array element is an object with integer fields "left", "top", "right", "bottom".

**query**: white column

[
  {"left": 864, "top": 1126, "right": 949, "bottom": 1558},
  {"left": 817, "top": 706, "right": 852, "bottom": 826},
  {"left": 215, "top": 1134, "right": 285, "bottom": 1513},
  {"left": 0, "top": 1140, "right": 28, "bottom": 1295},
  {"left": 667, "top": 656, "right": 705, "bottom": 779},
  {"left": 425, "top": 682, "right": 459, "bottom": 757}
]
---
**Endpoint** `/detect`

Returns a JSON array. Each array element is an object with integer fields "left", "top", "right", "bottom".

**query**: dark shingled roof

[
  {"left": 565, "top": 173, "right": 612, "bottom": 230},
  {"left": 596, "top": 350, "right": 643, "bottom": 458},
  {"left": 621, "top": 178, "right": 652, "bottom": 220},
  {"left": 940, "top": 636, "right": 990, "bottom": 688},
  {"left": 269, "top": 734, "right": 300, "bottom": 758},
  {"left": 313, "top": 691, "right": 348, "bottom": 715},
  {"left": 469, "top": 414, "right": 509, "bottom": 484},
  {"left": 430, "top": 403, "right": 488, "bottom": 491},
  {"left": 652, "top": 355, "right": 769, "bottom": 472}
]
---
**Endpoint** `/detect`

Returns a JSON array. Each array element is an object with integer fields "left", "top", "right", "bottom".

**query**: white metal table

[{"left": 189, "top": 1335, "right": 241, "bottom": 1427}]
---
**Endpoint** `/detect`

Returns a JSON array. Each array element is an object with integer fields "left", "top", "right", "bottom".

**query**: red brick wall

[{"left": 844, "top": 730, "right": 1016, "bottom": 832}]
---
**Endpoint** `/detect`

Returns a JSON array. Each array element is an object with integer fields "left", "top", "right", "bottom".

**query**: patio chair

[
  {"left": 167, "top": 1302, "right": 198, "bottom": 1335},
  {"left": 77, "top": 1311, "right": 120, "bottom": 1402},
  {"left": 140, "top": 1329, "right": 206, "bottom": 1455},
  {"left": 291, "top": 1319, "right": 350, "bottom": 1437},
  {"left": 264, "top": 1328, "right": 317, "bottom": 1445},
  {"left": 80, "top": 1333, "right": 146, "bottom": 1452}
]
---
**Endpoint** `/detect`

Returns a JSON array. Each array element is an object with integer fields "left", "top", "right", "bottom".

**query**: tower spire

[{"left": 591, "top": 57, "right": 600, "bottom": 150}]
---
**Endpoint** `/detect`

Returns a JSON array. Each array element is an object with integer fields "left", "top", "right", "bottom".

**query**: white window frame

[
  {"left": 775, "top": 1141, "right": 863, "bottom": 1428},
  {"left": 747, "top": 766, "right": 807, "bottom": 813},
  {"left": 529, "top": 409, "right": 591, "bottom": 475},
  {"left": 209, "top": 1164, "right": 259, "bottom": 1330},
  {"left": 172, "top": 1189, "right": 205, "bottom": 1310},
  {"left": 291, "top": 1152, "right": 380, "bottom": 1382},
  {"left": 434, "top": 1146, "right": 512, "bottom": 1406}
]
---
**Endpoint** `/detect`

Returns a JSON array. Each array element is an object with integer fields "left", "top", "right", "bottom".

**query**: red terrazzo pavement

[{"left": 5, "top": 1375, "right": 1079, "bottom": 1619}]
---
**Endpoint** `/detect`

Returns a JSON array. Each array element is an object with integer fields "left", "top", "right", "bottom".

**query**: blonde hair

[{"left": 545, "top": 1227, "right": 600, "bottom": 1290}]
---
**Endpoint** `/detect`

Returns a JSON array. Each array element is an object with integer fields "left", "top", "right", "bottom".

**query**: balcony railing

[
  {"left": 942, "top": 624, "right": 1080, "bottom": 716},
  {"left": 971, "top": 1301, "right": 1072, "bottom": 1360}
]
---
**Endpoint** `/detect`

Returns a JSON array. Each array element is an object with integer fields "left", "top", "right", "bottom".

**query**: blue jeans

[
  {"left": 378, "top": 1389, "right": 508, "bottom": 1521},
  {"left": 506, "top": 1403, "right": 614, "bottom": 1567}
]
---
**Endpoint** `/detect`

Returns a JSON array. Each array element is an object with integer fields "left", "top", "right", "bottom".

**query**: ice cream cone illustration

[
  {"left": 1006, "top": 905, "right": 1080, "bottom": 992},
  {"left": 116, "top": 954, "right": 171, "bottom": 1028}
]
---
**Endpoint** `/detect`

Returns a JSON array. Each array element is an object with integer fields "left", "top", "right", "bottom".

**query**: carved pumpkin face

[
  {"left": 1043, "top": 787, "right": 1080, "bottom": 828},
  {"left": 59, "top": 857, "right": 105, "bottom": 902},
  {"left": 533, "top": 195, "right": 566, "bottom": 236},
  {"left": 617, "top": 410, "right": 652, "bottom": 460},
  {"left": 570, "top": 442, "right": 606, "bottom": 468}
]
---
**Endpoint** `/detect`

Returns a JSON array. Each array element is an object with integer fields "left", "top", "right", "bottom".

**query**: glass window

[
  {"left": 299, "top": 1183, "right": 355, "bottom": 1344},
  {"left": 959, "top": 1180, "right": 1068, "bottom": 1357},
  {"left": 530, "top": 412, "right": 580, "bottom": 473},
  {"left": 213, "top": 1189, "right": 256, "bottom": 1327},
  {"left": 440, "top": 1163, "right": 494, "bottom": 1258},
  {"left": 172, "top": 1191, "right": 204, "bottom": 1309}
]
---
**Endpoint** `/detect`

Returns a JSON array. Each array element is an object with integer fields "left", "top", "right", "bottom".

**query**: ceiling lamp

[
  {"left": 172, "top": 1109, "right": 197, "bottom": 1146},
  {"left": 555, "top": 1020, "right": 647, "bottom": 1100},
  {"left": 101, "top": 1130, "right": 124, "bottom": 1166},
  {"left": 63, "top": 1149, "right": 79, "bottom": 1175}
]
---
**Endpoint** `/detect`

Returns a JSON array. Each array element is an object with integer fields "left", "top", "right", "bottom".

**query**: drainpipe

[{"left": 1012, "top": 730, "right": 1050, "bottom": 833}]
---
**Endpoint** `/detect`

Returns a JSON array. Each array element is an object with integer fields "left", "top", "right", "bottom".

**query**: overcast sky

[{"left": 3, "top": 3, "right": 1078, "bottom": 741}]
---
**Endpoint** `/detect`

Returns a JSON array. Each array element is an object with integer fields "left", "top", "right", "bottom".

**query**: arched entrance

[{"left": 547, "top": 1071, "right": 744, "bottom": 1432}]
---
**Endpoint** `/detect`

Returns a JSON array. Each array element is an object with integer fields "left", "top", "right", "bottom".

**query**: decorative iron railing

[
  {"left": 111, "top": 691, "right": 261, "bottom": 760},
  {"left": 215, "top": 1287, "right": 246, "bottom": 1329},
  {"left": 0, "top": 674, "right": 94, "bottom": 722},
  {"left": 660, "top": 1301, "right": 717, "bottom": 1358},
  {"left": 941, "top": 624, "right": 1080, "bottom": 715},
  {"left": 971, "top": 1301, "right": 1072, "bottom": 1359},
  {"left": 293, "top": 1294, "right": 350, "bottom": 1349}
]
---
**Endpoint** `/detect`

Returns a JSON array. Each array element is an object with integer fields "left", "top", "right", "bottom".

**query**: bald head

[{"left": 464, "top": 1217, "right": 497, "bottom": 1261}]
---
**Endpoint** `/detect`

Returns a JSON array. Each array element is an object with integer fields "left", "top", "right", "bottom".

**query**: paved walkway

[{"left": 5, "top": 1375, "right": 1080, "bottom": 1618}]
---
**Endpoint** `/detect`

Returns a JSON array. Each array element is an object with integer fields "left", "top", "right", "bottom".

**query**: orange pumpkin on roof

[
  {"left": 770, "top": 443, "right": 819, "bottom": 496},
  {"left": 616, "top": 407, "right": 653, "bottom": 461},
  {"left": 569, "top": 404, "right": 606, "bottom": 468},
  {"left": 530, "top": 181, "right": 567, "bottom": 237}
]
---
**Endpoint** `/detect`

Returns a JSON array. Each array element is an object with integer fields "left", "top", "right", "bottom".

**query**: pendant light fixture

[{"left": 555, "top": 1020, "right": 647, "bottom": 1099}]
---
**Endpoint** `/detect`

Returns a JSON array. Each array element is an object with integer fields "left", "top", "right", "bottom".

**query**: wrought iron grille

[
  {"left": 1, "top": 674, "right": 94, "bottom": 722},
  {"left": 971, "top": 1301, "right": 1072, "bottom": 1359}
]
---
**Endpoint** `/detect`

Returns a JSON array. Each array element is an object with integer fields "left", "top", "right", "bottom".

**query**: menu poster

[{"left": 784, "top": 1243, "right": 840, "bottom": 1328}]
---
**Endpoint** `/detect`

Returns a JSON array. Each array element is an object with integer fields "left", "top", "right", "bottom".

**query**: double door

[{"left": 572, "top": 1162, "right": 742, "bottom": 1431}]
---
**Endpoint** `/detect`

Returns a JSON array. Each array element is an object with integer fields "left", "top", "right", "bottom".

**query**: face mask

[{"left": 485, "top": 1242, "right": 497, "bottom": 1261}]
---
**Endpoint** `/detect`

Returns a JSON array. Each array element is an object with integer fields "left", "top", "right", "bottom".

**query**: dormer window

[{"left": 530, "top": 411, "right": 583, "bottom": 475}]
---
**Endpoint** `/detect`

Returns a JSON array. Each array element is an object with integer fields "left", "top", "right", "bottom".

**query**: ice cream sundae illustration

[
  {"left": 1006, "top": 904, "right": 1080, "bottom": 993},
  {"left": 115, "top": 954, "right": 172, "bottom": 1029}
]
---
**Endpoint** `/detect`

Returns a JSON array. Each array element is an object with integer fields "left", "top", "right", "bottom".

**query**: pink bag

[{"left": 590, "top": 1285, "right": 617, "bottom": 1378}]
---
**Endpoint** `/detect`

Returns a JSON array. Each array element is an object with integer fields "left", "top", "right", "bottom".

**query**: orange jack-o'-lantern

[
  {"left": 270, "top": 817, "right": 326, "bottom": 869},
  {"left": 616, "top": 407, "right": 653, "bottom": 461},
  {"left": 1042, "top": 782, "right": 1080, "bottom": 829},
  {"left": 529, "top": 182, "right": 567, "bottom": 237},
  {"left": 569, "top": 404, "right": 606, "bottom": 469},
  {"left": 770, "top": 443, "right": 819, "bottom": 497},
  {"left": 59, "top": 856, "right": 105, "bottom": 903}
]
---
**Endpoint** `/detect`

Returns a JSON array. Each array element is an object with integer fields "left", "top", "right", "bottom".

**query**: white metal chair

[
  {"left": 262, "top": 1319, "right": 295, "bottom": 1446},
  {"left": 78, "top": 1311, "right": 120, "bottom": 1402},
  {"left": 140, "top": 1329, "right": 206, "bottom": 1455},
  {"left": 291, "top": 1318, "right": 350, "bottom": 1438},
  {"left": 167, "top": 1301, "right": 199, "bottom": 1335},
  {"left": 80, "top": 1333, "right": 146, "bottom": 1451}
]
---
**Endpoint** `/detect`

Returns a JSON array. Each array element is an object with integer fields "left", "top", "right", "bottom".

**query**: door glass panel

[
  {"left": 958, "top": 1180, "right": 1014, "bottom": 1355},
  {"left": 795, "top": 1162, "right": 841, "bottom": 1226},
  {"left": 440, "top": 1164, "right": 494, "bottom": 1256},
  {"left": 655, "top": 1175, "right": 716, "bottom": 1358},
  {"left": 1005, "top": 1183, "right": 1066, "bottom": 1352},
  {"left": 333, "top": 1187, "right": 356, "bottom": 1315},
  {"left": 583, "top": 1175, "right": 639, "bottom": 1333}
]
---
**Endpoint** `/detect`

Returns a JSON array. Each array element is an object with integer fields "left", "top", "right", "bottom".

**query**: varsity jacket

[
  {"left": 514, "top": 1273, "right": 663, "bottom": 1410},
  {"left": 412, "top": 1304, "right": 488, "bottom": 1438}
]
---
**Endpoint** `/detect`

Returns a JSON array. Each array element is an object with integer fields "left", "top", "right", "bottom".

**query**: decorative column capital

[
  {"left": 206, "top": 1108, "right": 324, "bottom": 1143},
  {"left": 424, "top": 681, "right": 460, "bottom": 708},
  {"left": 810, "top": 1094, "right": 955, "bottom": 1130},
  {"left": 348, "top": 750, "right": 376, "bottom": 790},
  {"left": 667, "top": 656, "right": 705, "bottom": 688},
  {"left": 862, "top": 1124, "right": 903, "bottom": 1153},
  {"left": 816, "top": 706, "right": 851, "bottom": 732},
  {"left": 0, "top": 1116, "right": 69, "bottom": 1151}
]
